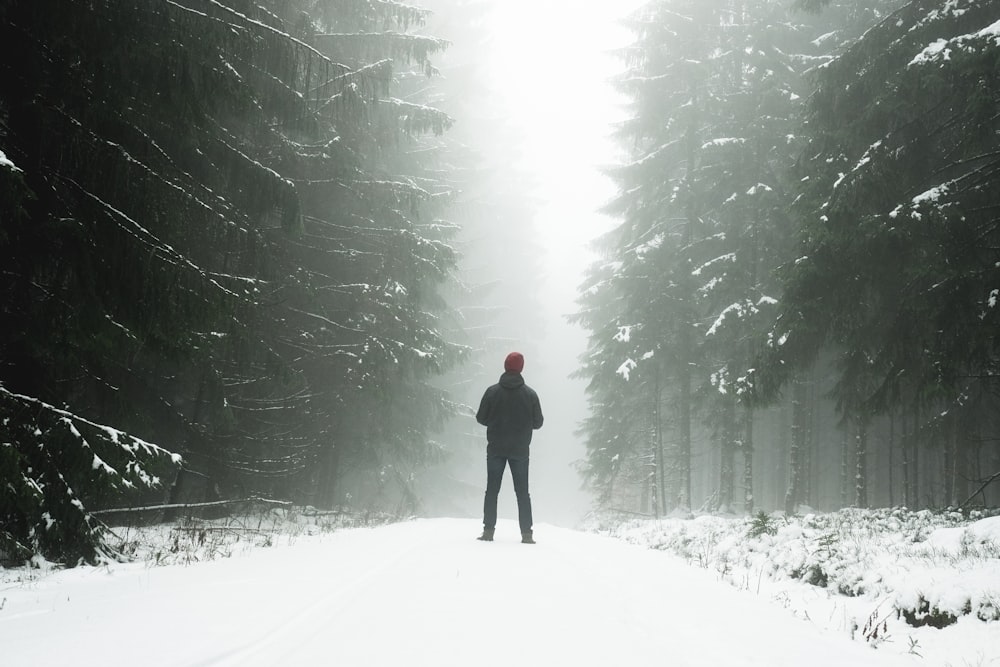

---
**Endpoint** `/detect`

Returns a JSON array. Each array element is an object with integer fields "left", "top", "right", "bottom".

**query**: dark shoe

[
  {"left": 477, "top": 527, "right": 495, "bottom": 541},
  {"left": 521, "top": 531, "right": 535, "bottom": 544}
]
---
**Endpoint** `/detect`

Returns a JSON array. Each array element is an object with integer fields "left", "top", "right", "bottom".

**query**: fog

[
  {"left": 8, "top": 0, "right": 1000, "bottom": 600},
  {"left": 484, "top": 0, "right": 636, "bottom": 527},
  {"left": 416, "top": 0, "right": 641, "bottom": 527}
]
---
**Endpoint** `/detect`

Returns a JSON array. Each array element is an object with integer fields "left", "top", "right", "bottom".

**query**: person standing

[{"left": 475, "top": 351, "right": 544, "bottom": 544}]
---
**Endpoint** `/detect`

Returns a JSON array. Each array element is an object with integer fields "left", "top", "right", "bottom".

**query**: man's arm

[
  {"left": 531, "top": 390, "right": 543, "bottom": 430},
  {"left": 476, "top": 387, "right": 492, "bottom": 426}
]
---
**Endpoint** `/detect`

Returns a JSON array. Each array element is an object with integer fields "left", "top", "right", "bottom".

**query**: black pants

[{"left": 483, "top": 453, "right": 532, "bottom": 533}]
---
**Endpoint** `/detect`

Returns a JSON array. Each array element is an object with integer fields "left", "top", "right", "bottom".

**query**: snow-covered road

[{"left": 2, "top": 519, "right": 920, "bottom": 666}]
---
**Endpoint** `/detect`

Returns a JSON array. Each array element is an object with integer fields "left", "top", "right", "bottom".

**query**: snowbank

[
  {"left": 0, "top": 148, "right": 19, "bottom": 171},
  {"left": 587, "top": 507, "right": 1000, "bottom": 659}
]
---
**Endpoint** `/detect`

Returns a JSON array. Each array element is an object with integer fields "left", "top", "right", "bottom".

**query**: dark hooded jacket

[{"left": 476, "top": 372, "right": 544, "bottom": 457}]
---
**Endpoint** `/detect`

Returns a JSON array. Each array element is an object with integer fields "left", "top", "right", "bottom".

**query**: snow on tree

[
  {"left": 769, "top": 0, "right": 1000, "bottom": 507},
  {"left": 0, "top": 386, "right": 180, "bottom": 563},
  {"left": 0, "top": 0, "right": 466, "bottom": 560}
]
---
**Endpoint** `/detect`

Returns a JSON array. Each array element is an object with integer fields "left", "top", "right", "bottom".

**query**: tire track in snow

[{"left": 189, "top": 525, "right": 433, "bottom": 667}]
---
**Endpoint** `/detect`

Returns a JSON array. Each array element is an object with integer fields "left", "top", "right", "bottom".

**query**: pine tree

[
  {"left": 578, "top": 0, "right": 824, "bottom": 513},
  {"left": 0, "top": 0, "right": 464, "bottom": 560},
  {"left": 768, "top": 0, "right": 1000, "bottom": 506}
]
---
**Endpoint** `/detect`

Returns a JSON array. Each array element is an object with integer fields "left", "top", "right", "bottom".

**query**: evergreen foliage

[
  {"left": 768, "top": 0, "right": 1000, "bottom": 508},
  {"left": 578, "top": 0, "right": 826, "bottom": 514},
  {"left": 576, "top": 0, "right": 1000, "bottom": 515},
  {"left": 0, "top": 387, "right": 180, "bottom": 563},
  {"left": 0, "top": 0, "right": 462, "bottom": 562}
]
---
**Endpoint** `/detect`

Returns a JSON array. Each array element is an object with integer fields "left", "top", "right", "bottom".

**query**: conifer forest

[{"left": 2, "top": 0, "right": 999, "bottom": 564}]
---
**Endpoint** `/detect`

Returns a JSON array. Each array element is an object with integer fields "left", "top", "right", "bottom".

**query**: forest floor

[{"left": 2, "top": 515, "right": 996, "bottom": 666}]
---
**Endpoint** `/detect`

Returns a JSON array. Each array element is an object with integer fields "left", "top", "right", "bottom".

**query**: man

[{"left": 475, "top": 351, "right": 544, "bottom": 544}]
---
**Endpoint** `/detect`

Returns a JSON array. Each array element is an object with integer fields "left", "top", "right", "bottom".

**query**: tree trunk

[
  {"left": 653, "top": 365, "right": 665, "bottom": 515},
  {"left": 718, "top": 398, "right": 737, "bottom": 513},
  {"left": 953, "top": 424, "right": 969, "bottom": 508},
  {"left": 840, "top": 425, "right": 850, "bottom": 509},
  {"left": 946, "top": 414, "right": 970, "bottom": 508},
  {"left": 776, "top": 399, "right": 791, "bottom": 509},
  {"left": 649, "top": 418, "right": 660, "bottom": 519},
  {"left": 902, "top": 405, "right": 912, "bottom": 507},
  {"left": 318, "top": 442, "right": 341, "bottom": 509},
  {"left": 912, "top": 403, "right": 921, "bottom": 508},
  {"left": 943, "top": 414, "right": 955, "bottom": 507},
  {"left": 677, "top": 328, "right": 693, "bottom": 511},
  {"left": 743, "top": 406, "right": 754, "bottom": 514},
  {"left": 993, "top": 435, "right": 1000, "bottom": 506},
  {"left": 802, "top": 370, "right": 815, "bottom": 507},
  {"left": 888, "top": 409, "right": 895, "bottom": 506},
  {"left": 784, "top": 375, "right": 808, "bottom": 515},
  {"left": 855, "top": 416, "right": 868, "bottom": 508},
  {"left": 676, "top": 51, "right": 701, "bottom": 513},
  {"left": 640, "top": 469, "right": 650, "bottom": 514}
]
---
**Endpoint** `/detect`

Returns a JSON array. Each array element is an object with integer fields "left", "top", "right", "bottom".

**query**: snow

[
  {"left": 911, "top": 0, "right": 971, "bottom": 34},
  {"left": 0, "top": 149, "right": 20, "bottom": 171},
  {"left": 613, "top": 324, "right": 633, "bottom": 343},
  {"left": 632, "top": 232, "right": 663, "bottom": 258},
  {"left": 910, "top": 18, "right": 1000, "bottom": 67},
  {"left": 911, "top": 38, "right": 951, "bottom": 65},
  {"left": 746, "top": 182, "right": 773, "bottom": 195},
  {"left": 616, "top": 357, "right": 637, "bottom": 380},
  {"left": 592, "top": 509, "right": 1000, "bottom": 665},
  {"left": 833, "top": 141, "right": 882, "bottom": 192},
  {"left": 912, "top": 183, "right": 950, "bottom": 207},
  {"left": 811, "top": 31, "right": 839, "bottom": 47},
  {"left": 698, "top": 275, "right": 723, "bottom": 294},
  {"left": 2, "top": 517, "right": 979, "bottom": 666},
  {"left": 691, "top": 252, "right": 736, "bottom": 277},
  {"left": 701, "top": 137, "right": 745, "bottom": 149},
  {"left": 706, "top": 297, "right": 773, "bottom": 337},
  {"left": 903, "top": 181, "right": 955, "bottom": 219},
  {"left": 0, "top": 385, "right": 179, "bottom": 465}
]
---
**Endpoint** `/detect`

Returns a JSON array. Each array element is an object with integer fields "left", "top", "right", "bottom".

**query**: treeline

[
  {"left": 0, "top": 0, "right": 469, "bottom": 563},
  {"left": 575, "top": 0, "right": 1000, "bottom": 516}
]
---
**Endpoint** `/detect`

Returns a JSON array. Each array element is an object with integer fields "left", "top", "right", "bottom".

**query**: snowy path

[{"left": 2, "top": 519, "right": 920, "bottom": 666}]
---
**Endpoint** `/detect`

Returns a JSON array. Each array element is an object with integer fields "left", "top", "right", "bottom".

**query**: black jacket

[{"left": 476, "top": 372, "right": 544, "bottom": 457}]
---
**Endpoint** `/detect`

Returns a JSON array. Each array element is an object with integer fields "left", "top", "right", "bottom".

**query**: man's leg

[
  {"left": 482, "top": 454, "right": 507, "bottom": 533},
  {"left": 508, "top": 455, "right": 533, "bottom": 536}
]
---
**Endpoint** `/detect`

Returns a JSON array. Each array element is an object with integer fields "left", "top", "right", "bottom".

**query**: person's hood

[{"left": 499, "top": 372, "right": 525, "bottom": 389}]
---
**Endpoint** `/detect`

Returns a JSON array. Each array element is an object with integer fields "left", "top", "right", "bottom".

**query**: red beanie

[{"left": 504, "top": 351, "right": 525, "bottom": 374}]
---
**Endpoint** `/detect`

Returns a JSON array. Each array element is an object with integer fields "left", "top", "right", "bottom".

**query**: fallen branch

[
  {"left": 959, "top": 470, "right": 1000, "bottom": 510},
  {"left": 172, "top": 526, "right": 271, "bottom": 533},
  {"left": 605, "top": 508, "right": 657, "bottom": 518},
  {"left": 91, "top": 496, "right": 291, "bottom": 515}
]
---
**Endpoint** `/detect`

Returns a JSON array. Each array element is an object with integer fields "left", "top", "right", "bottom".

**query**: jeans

[{"left": 483, "top": 453, "right": 532, "bottom": 533}]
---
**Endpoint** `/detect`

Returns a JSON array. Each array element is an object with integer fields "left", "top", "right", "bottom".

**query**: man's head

[{"left": 504, "top": 351, "right": 525, "bottom": 374}]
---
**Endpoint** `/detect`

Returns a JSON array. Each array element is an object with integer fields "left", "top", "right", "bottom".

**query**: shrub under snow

[{"left": 587, "top": 507, "right": 1000, "bottom": 632}]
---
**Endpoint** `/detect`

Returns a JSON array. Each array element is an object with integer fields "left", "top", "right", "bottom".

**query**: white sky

[
  {"left": 477, "top": 0, "right": 643, "bottom": 525},
  {"left": 484, "top": 0, "right": 638, "bottom": 280}
]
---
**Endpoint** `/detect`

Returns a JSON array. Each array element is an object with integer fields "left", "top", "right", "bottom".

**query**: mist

[
  {"left": 4, "top": 0, "right": 999, "bottom": 550},
  {"left": 412, "top": 0, "right": 641, "bottom": 528},
  {"left": 3, "top": 1, "right": 999, "bottom": 664}
]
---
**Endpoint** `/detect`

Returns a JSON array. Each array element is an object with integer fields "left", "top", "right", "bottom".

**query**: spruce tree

[
  {"left": 0, "top": 0, "right": 463, "bottom": 561},
  {"left": 768, "top": 0, "right": 1000, "bottom": 505}
]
